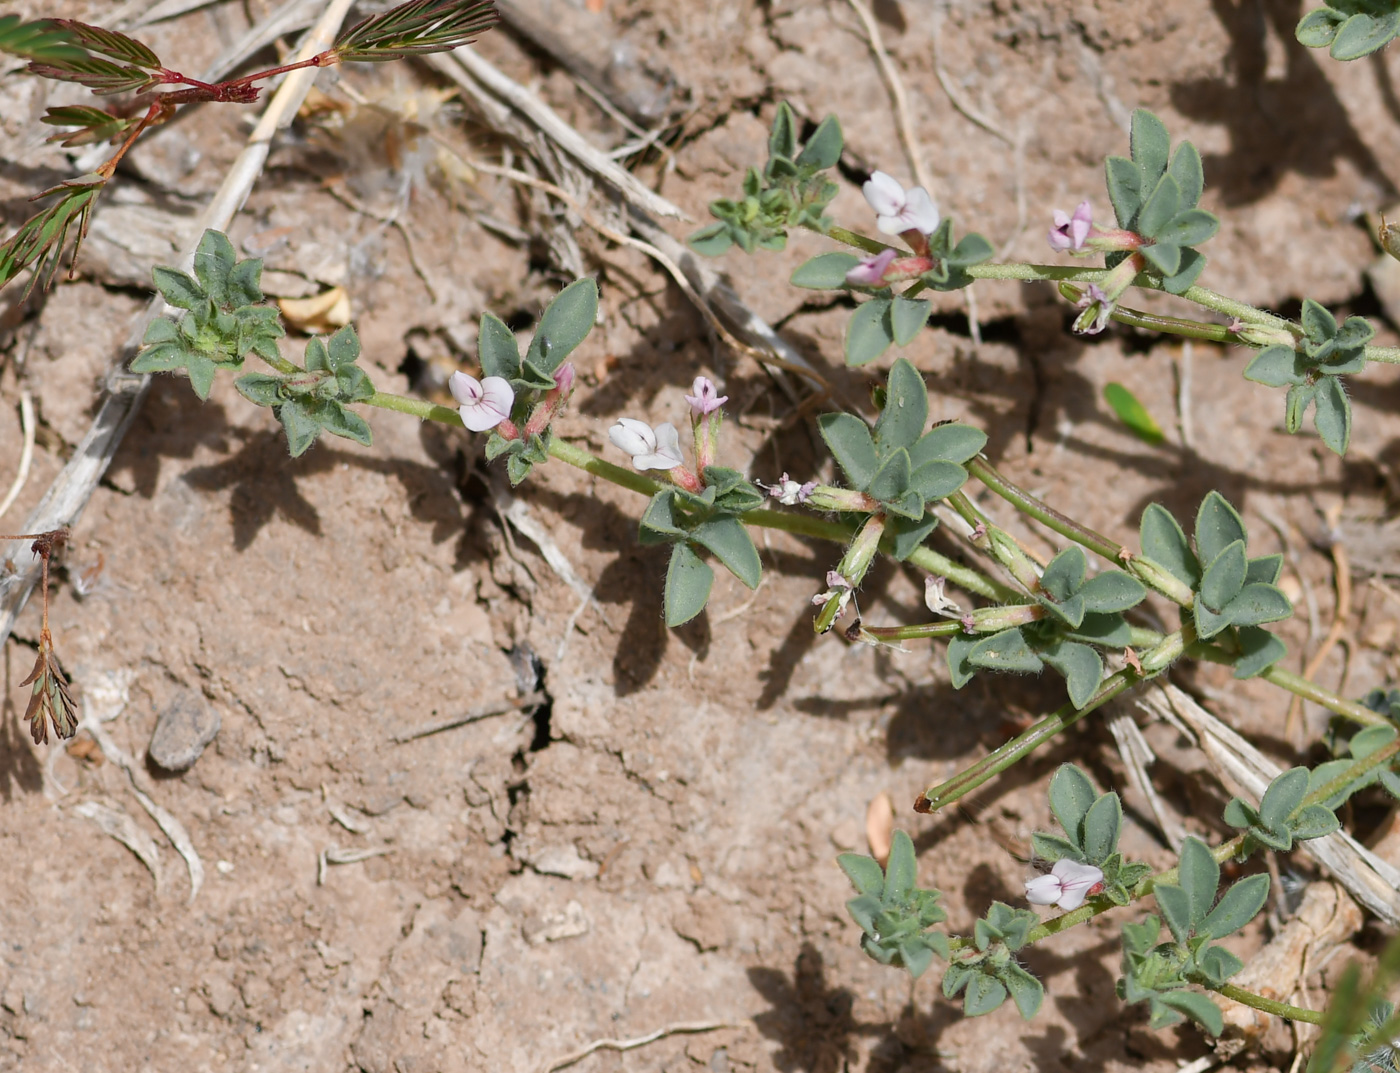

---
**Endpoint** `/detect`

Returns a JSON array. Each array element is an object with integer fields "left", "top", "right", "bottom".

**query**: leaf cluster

[
  {"left": 1137, "top": 492, "right": 1291, "bottom": 675},
  {"left": 1223, "top": 766, "right": 1342, "bottom": 852},
  {"left": 640, "top": 468, "right": 765, "bottom": 627},
  {"left": 479, "top": 277, "right": 597, "bottom": 485},
  {"left": 1243, "top": 298, "right": 1370, "bottom": 455},
  {"left": 839, "top": 831, "right": 950, "bottom": 981},
  {"left": 132, "top": 230, "right": 285, "bottom": 399},
  {"left": 818, "top": 358, "right": 984, "bottom": 558},
  {"left": 1296, "top": 1, "right": 1400, "bottom": 61},
  {"left": 689, "top": 102, "right": 843, "bottom": 255},
  {"left": 333, "top": 0, "right": 498, "bottom": 62},
  {"left": 0, "top": 16, "right": 85, "bottom": 62},
  {"left": 1105, "top": 109, "right": 1218, "bottom": 294},
  {"left": 0, "top": 173, "right": 105, "bottom": 295},
  {"left": 25, "top": 19, "right": 164, "bottom": 95},
  {"left": 947, "top": 546, "right": 1146, "bottom": 708},
  {"left": 942, "top": 903, "right": 1044, "bottom": 1019},
  {"left": 1030, "top": 764, "right": 1150, "bottom": 903},
  {"left": 1313, "top": 716, "right": 1400, "bottom": 810},
  {"left": 235, "top": 326, "right": 376, "bottom": 457},
  {"left": 1118, "top": 837, "right": 1270, "bottom": 1036}
]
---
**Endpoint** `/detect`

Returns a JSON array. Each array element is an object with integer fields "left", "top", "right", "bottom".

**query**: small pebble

[{"left": 147, "top": 690, "right": 220, "bottom": 773}]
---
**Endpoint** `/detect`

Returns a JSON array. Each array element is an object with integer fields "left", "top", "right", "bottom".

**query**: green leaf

[
  {"left": 768, "top": 100, "right": 797, "bottom": 161},
  {"left": 1245, "top": 554, "right": 1283, "bottom": 586},
  {"left": 890, "top": 297, "right": 931, "bottom": 346},
  {"left": 1048, "top": 763, "right": 1096, "bottom": 845},
  {"left": 1158, "top": 990, "right": 1223, "bottom": 1036},
  {"left": 277, "top": 400, "right": 320, "bottom": 457},
  {"left": 791, "top": 251, "right": 861, "bottom": 289},
  {"left": 1140, "top": 503, "right": 1198, "bottom": 588},
  {"left": 1105, "top": 155, "right": 1142, "bottom": 228},
  {"left": 1232, "top": 626, "right": 1286, "bottom": 679},
  {"left": 1223, "top": 582, "right": 1293, "bottom": 628},
  {"left": 664, "top": 543, "right": 713, "bottom": 627},
  {"left": 1082, "top": 792, "right": 1123, "bottom": 863},
  {"left": 1155, "top": 208, "right": 1217, "bottom": 248},
  {"left": 795, "top": 113, "right": 843, "bottom": 169},
  {"left": 185, "top": 353, "right": 218, "bottom": 400},
  {"left": 1140, "top": 240, "right": 1181, "bottom": 277},
  {"left": 192, "top": 229, "right": 236, "bottom": 309},
  {"left": 838, "top": 853, "right": 885, "bottom": 898},
  {"left": 151, "top": 266, "right": 206, "bottom": 312},
  {"left": 234, "top": 372, "right": 283, "bottom": 407},
  {"left": 1031, "top": 833, "right": 1083, "bottom": 863},
  {"left": 1195, "top": 492, "right": 1248, "bottom": 566},
  {"left": 1178, "top": 836, "right": 1220, "bottom": 927},
  {"left": 0, "top": 16, "right": 86, "bottom": 62},
  {"left": 1201, "top": 873, "right": 1269, "bottom": 940},
  {"left": 688, "top": 222, "right": 734, "bottom": 256},
  {"left": 910, "top": 423, "right": 986, "bottom": 466},
  {"left": 1078, "top": 570, "right": 1146, "bottom": 614},
  {"left": 1159, "top": 247, "right": 1206, "bottom": 294},
  {"left": 1259, "top": 767, "right": 1310, "bottom": 830},
  {"left": 325, "top": 324, "right": 360, "bottom": 370},
  {"left": 473, "top": 312, "right": 519, "bottom": 381},
  {"left": 1137, "top": 175, "right": 1182, "bottom": 240},
  {"left": 1196, "top": 943, "right": 1245, "bottom": 986},
  {"left": 1041, "top": 639, "right": 1103, "bottom": 709},
  {"left": 867, "top": 449, "right": 911, "bottom": 503},
  {"left": 690, "top": 515, "right": 761, "bottom": 589},
  {"left": 526, "top": 277, "right": 597, "bottom": 374},
  {"left": 1130, "top": 109, "right": 1172, "bottom": 188},
  {"left": 1313, "top": 375, "right": 1351, "bottom": 455},
  {"left": 962, "top": 973, "right": 1008, "bottom": 1017},
  {"left": 887, "top": 515, "right": 938, "bottom": 560},
  {"left": 1350, "top": 723, "right": 1398, "bottom": 759},
  {"left": 1103, "top": 382, "right": 1165, "bottom": 445},
  {"left": 638, "top": 490, "right": 686, "bottom": 543},
  {"left": 818, "top": 412, "right": 879, "bottom": 490},
  {"left": 946, "top": 634, "right": 978, "bottom": 689},
  {"left": 1289, "top": 804, "right": 1340, "bottom": 841},
  {"left": 1244, "top": 344, "right": 1304, "bottom": 387},
  {"left": 874, "top": 359, "right": 929, "bottom": 454},
  {"left": 1296, "top": 7, "right": 1343, "bottom": 49},
  {"left": 845, "top": 298, "right": 895, "bottom": 367},
  {"left": 1154, "top": 884, "right": 1194, "bottom": 945},
  {"left": 1040, "top": 546, "right": 1087, "bottom": 603},
  {"left": 1332, "top": 10, "right": 1400, "bottom": 59},
  {"left": 316, "top": 400, "right": 371, "bottom": 446},
  {"left": 1199, "top": 540, "right": 1247, "bottom": 612},
  {"left": 1168, "top": 141, "right": 1205, "bottom": 209},
  {"left": 908, "top": 460, "right": 967, "bottom": 503},
  {"left": 968, "top": 628, "right": 1043, "bottom": 674},
  {"left": 1063, "top": 612, "right": 1132, "bottom": 648},
  {"left": 1000, "top": 962, "right": 1044, "bottom": 1020},
  {"left": 948, "top": 231, "right": 994, "bottom": 266},
  {"left": 884, "top": 829, "right": 917, "bottom": 901}
]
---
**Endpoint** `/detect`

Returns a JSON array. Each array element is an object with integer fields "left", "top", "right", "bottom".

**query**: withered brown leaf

[{"left": 20, "top": 644, "right": 76, "bottom": 744}]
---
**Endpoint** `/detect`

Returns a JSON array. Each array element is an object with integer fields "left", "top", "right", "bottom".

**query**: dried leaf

[
  {"left": 20, "top": 646, "right": 77, "bottom": 745},
  {"left": 278, "top": 286, "right": 351, "bottom": 333}
]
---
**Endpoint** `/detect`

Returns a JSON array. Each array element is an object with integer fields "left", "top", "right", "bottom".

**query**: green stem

[
  {"left": 366, "top": 390, "right": 463, "bottom": 427},
  {"left": 860, "top": 621, "right": 965, "bottom": 642},
  {"left": 1177, "top": 284, "right": 1293, "bottom": 330},
  {"left": 1365, "top": 346, "right": 1400, "bottom": 364},
  {"left": 825, "top": 225, "right": 892, "bottom": 256},
  {"left": 965, "top": 458, "right": 1123, "bottom": 562},
  {"left": 1057, "top": 283, "right": 1240, "bottom": 343},
  {"left": 1186, "top": 644, "right": 1387, "bottom": 727},
  {"left": 1209, "top": 983, "right": 1323, "bottom": 1025}
]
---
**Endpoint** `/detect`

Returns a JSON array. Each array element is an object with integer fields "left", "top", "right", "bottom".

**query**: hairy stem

[
  {"left": 1208, "top": 982, "right": 1323, "bottom": 1025},
  {"left": 965, "top": 457, "right": 1123, "bottom": 562}
]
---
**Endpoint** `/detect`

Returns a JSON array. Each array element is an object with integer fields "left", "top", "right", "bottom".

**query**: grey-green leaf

[
  {"left": 1259, "top": 767, "right": 1309, "bottom": 830},
  {"left": 1081, "top": 792, "right": 1123, "bottom": 864},
  {"left": 1200, "top": 873, "right": 1269, "bottom": 940},
  {"left": 690, "top": 515, "right": 761, "bottom": 589},
  {"left": 664, "top": 542, "right": 714, "bottom": 627},
  {"left": 1195, "top": 492, "right": 1247, "bottom": 565},
  {"left": 874, "top": 358, "right": 929, "bottom": 453},
  {"left": 791, "top": 251, "right": 861, "bottom": 289},
  {"left": 1048, "top": 763, "right": 1096, "bottom": 844},
  {"left": 890, "top": 296, "right": 931, "bottom": 346},
  {"left": 1140, "top": 503, "right": 1198, "bottom": 587},
  {"left": 526, "top": 277, "right": 598, "bottom": 374},
  {"left": 845, "top": 298, "right": 894, "bottom": 367},
  {"left": 819, "top": 412, "right": 879, "bottom": 490}
]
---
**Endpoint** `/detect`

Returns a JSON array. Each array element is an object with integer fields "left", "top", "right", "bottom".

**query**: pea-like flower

[
  {"left": 845, "top": 248, "right": 898, "bottom": 287},
  {"left": 1048, "top": 200, "right": 1093, "bottom": 253},
  {"left": 1024, "top": 859, "right": 1104, "bottom": 911},
  {"left": 761, "top": 473, "right": 816, "bottom": 506},
  {"left": 862, "top": 171, "right": 940, "bottom": 236},
  {"left": 449, "top": 371, "right": 515, "bottom": 432},
  {"left": 684, "top": 376, "right": 728, "bottom": 417},
  {"left": 608, "top": 418, "right": 684, "bottom": 471}
]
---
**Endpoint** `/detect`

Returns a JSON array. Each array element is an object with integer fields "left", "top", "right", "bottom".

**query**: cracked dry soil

[{"left": 4, "top": 0, "right": 1400, "bottom": 1071}]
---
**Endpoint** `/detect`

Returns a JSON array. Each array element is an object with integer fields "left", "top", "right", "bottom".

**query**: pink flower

[
  {"left": 449, "top": 371, "right": 515, "bottom": 432},
  {"left": 1048, "top": 200, "right": 1093, "bottom": 252},
  {"left": 1024, "top": 859, "right": 1105, "bottom": 911},
  {"left": 684, "top": 376, "right": 727, "bottom": 417},
  {"left": 862, "top": 171, "right": 940, "bottom": 236},
  {"left": 845, "top": 248, "right": 898, "bottom": 287},
  {"left": 608, "top": 418, "right": 684, "bottom": 471}
]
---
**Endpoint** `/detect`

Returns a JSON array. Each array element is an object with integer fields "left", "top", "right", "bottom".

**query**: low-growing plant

[{"left": 4, "top": 2, "right": 1400, "bottom": 1056}]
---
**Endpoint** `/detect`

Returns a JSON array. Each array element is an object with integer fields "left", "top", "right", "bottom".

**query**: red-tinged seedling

[{"left": 0, "top": 529, "right": 75, "bottom": 744}]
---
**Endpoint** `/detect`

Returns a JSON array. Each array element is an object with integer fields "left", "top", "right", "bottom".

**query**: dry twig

[{"left": 539, "top": 1020, "right": 745, "bottom": 1073}]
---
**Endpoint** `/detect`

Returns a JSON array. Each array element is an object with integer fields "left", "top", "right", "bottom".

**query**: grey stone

[{"left": 147, "top": 690, "right": 220, "bottom": 773}]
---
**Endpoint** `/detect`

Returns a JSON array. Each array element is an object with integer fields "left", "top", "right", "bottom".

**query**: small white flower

[
  {"left": 760, "top": 472, "right": 815, "bottom": 506},
  {"left": 608, "top": 418, "right": 684, "bottom": 471},
  {"left": 1024, "top": 859, "right": 1104, "bottom": 911},
  {"left": 862, "top": 171, "right": 940, "bottom": 236},
  {"left": 811, "top": 570, "right": 855, "bottom": 614},
  {"left": 923, "top": 576, "right": 963, "bottom": 617},
  {"left": 449, "top": 371, "right": 515, "bottom": 432},
  {"left": 684, "top": 376, "right": 727, "bottom": 417}
]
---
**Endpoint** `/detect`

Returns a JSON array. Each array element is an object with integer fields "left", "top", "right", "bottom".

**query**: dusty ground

[{"left": 2, "top": 0, "right": 1400, "bottom": 1071}]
